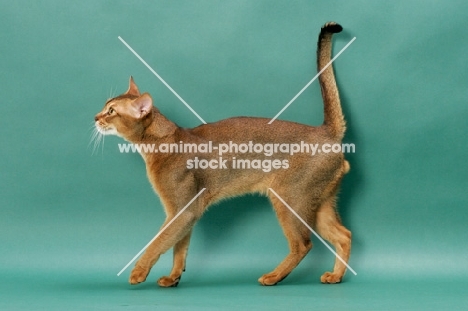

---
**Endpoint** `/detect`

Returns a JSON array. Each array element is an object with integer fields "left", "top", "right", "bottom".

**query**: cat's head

[{"left": 94, "top": 77, "right": 154, "bottom": 141}]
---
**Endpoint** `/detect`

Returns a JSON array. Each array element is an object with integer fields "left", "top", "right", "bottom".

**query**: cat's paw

[
  {"left": 258, "top": 272, "right": 281, "bottom": 286},
  {"left": 320, "top": 272, "right": 342, "bottom": 284},
  {"left": 157, "top": 275, "right": 181, "bottom": 288},
  {"left": 129, "top": 266, "right": 149, "bottom": 285}
]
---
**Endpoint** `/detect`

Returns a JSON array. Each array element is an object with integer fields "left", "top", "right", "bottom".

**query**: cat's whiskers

[
  {"left": 90, "top": 130, "right": 100, "bottom": 145},
  {"left": 89, "top": 125, "right": 105, "bottom": 156},
  {"left": 88, "top": 122, "right": 98, "bottom": 147},
  {"left": 91, "top": 128, "right": 99, "bottom": 155},
  {"left": 100, "top": 132, "right": 105, "bottom": 157},
  {"left": 109, "top": 85, "right": 116, "bottom": 100},
  {"left": 96, "top": 131, "right": 104, "bottom": 155}
]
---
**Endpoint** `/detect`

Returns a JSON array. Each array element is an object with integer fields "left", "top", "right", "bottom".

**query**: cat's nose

[{"left": 94, "top": 115, "right": 99, "bottom": 122}]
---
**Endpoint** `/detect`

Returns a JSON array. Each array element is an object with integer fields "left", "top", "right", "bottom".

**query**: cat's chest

[{"left": 143, "top": 155, "right": 185, "bottom": 189}]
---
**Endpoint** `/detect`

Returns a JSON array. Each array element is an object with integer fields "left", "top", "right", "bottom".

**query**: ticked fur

[{"left": 94, "top": 22, "right": 351, "bottom": 287}]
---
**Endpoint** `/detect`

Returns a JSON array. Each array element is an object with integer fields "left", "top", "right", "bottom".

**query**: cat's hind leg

[
  {"left": 315, "top": 197, "right": 351, "bottom": 283},
  {"left": 258, "top": 194, "right": 314, "bottom": 286},
  {"left": 157, "top": 230, "right": 192, "bottom": 287}
]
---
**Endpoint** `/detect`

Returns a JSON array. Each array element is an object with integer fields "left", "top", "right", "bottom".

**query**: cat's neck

[{"left": 130, "top": 110, "right": 178, "bottom": 144}]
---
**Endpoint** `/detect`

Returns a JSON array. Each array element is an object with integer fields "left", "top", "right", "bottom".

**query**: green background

[{"left": 1, "top": 0, "right": 467, "bottom": 309}]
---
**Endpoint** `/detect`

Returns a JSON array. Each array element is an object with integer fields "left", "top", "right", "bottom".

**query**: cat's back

[{"left": 188, "top": 116, "right": 333, "bottom": 143}]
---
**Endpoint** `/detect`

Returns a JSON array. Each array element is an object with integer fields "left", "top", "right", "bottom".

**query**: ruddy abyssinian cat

[{"left": 94, "top": 22, "right": 351, "bottom": 287}]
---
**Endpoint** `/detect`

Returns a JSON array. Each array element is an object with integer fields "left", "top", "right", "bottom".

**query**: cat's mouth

[{"left": 95, "top": 122, "right": 118, "bottom": 136}]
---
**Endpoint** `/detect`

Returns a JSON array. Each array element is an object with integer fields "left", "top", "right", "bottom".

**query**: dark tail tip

[{"left": 321, "top": 22, "right": 343, "bottom": 34}]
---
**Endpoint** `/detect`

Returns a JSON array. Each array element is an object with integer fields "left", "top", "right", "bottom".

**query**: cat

[{"left": 94, "top": 22, "right": 351, "bottom": 287}]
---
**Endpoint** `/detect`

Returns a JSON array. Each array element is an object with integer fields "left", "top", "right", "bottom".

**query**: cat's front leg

[
  {"left": 129, "top": 252, "right": 161, "bottom": 285},
  {"left": 129, "top": 263, "right": 154, "bottom": 285},
  {"left": 157, "top": 230, "right": 193, "bottom": 287},
  {"left": 128, "top": 209, "right": 199, "bottom": 285}
]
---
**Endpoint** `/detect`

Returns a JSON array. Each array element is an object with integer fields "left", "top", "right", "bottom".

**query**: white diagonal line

[
  {"left": 268, "top": 188, "right": 357, "bottom": 276},
  {"left": 268, "top": 37, "right": 356, "bottom": 124},
  {"left": 117, "top": 188, "right": 206, "bottom": 276},
  {"left": 118, "top": 36, "right": 207, "bottom": 124}
]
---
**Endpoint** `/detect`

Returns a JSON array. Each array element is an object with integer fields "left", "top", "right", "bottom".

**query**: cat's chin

[{"left": 96, "top": 125, "right": 119, "bottom": 137}]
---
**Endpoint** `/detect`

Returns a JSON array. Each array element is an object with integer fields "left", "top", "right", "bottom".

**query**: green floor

[{"left": 3, "top": 268, "right": 467, "bottom": 310}]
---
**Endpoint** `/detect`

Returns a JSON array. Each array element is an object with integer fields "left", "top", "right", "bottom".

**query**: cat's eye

[{"left": 108, "top": 108, "right": 114, "bottom": 115}]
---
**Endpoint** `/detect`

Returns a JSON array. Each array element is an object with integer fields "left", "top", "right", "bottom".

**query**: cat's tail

[{"left": 317, "top": 22, "right": 345, "bottom": 140}]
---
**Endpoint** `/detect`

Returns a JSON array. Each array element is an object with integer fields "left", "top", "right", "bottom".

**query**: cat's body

[{"left": 95, "top": 22, "right": 352, "bottom": 287}]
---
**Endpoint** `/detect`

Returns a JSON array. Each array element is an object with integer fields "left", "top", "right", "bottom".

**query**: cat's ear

[
  {"left": 129, "top": 93, "right": 152, "bottom": 118},
  {"left": 125, "top": 76, "right": 140, "bottom": 97}
]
